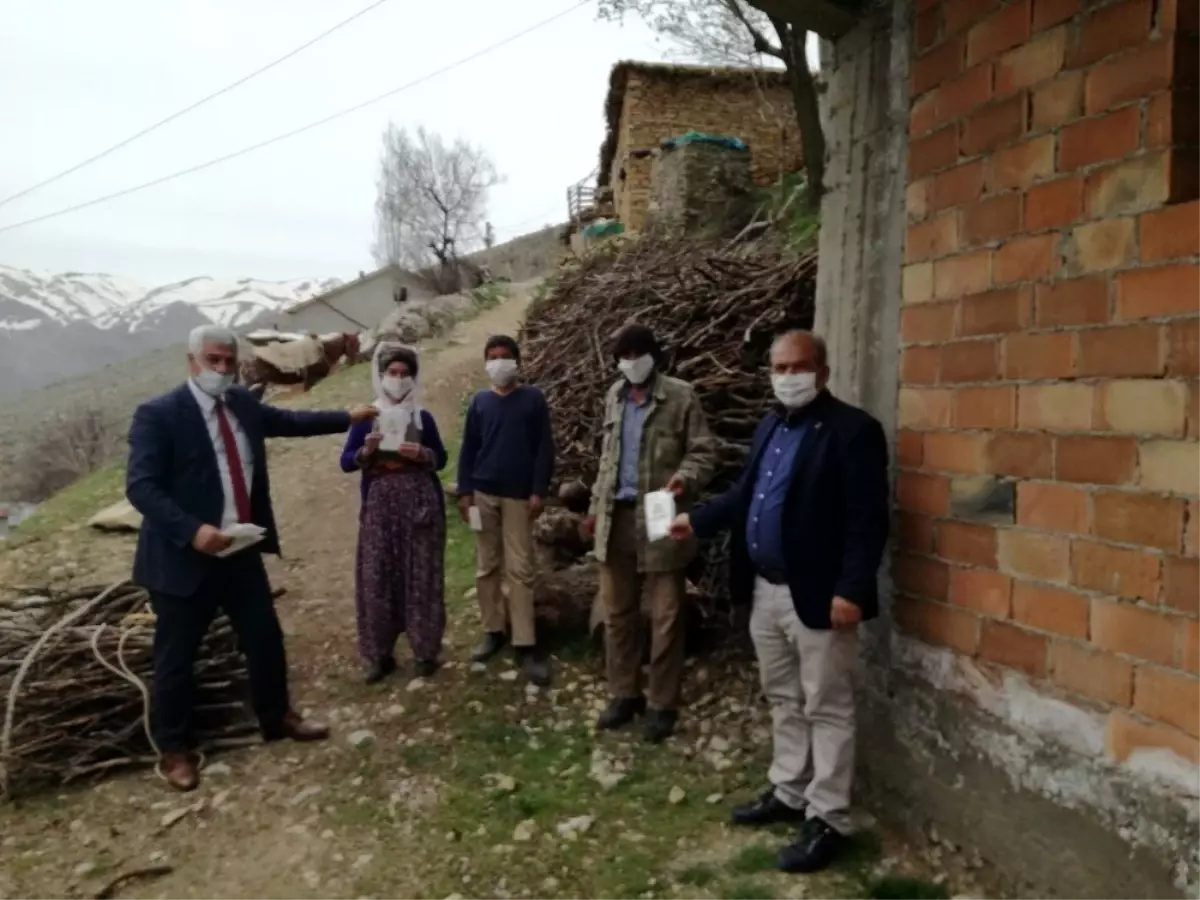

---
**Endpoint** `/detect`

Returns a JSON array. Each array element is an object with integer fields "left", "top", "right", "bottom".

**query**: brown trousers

[
  {"left": 600, "top": 504, "right": 685, "bottom": 711},
  {"left": 474, "top": 492, "right": 536, "bottom": 647}
]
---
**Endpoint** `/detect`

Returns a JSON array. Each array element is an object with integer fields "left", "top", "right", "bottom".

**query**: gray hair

[
  {"left": 188, "top": 324, "right": 237, "bottom": 356},
  {"left": 771, "top": 329, "right": 827, "bottom": 368}
]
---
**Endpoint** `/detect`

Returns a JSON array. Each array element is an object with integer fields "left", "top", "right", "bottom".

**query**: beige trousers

[
  {"left": 751, "top": 578, "right": 857, "bottom": 835},
  {"left": 474, "top": 492, "right": 536, "bottom": 648},
  {"left": 599, "top": 504, "right": 686, "bottom": 711}
]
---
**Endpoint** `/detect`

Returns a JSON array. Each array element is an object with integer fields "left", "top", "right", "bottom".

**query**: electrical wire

[
  {"left": 0, "top": 0, "right": 590, "bottom": 236},
  {"left": 0, "top": 0, "right": 394, "bottom": 210}
]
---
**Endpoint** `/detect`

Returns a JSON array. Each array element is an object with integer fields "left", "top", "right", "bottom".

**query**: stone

[
  {"left": 513, "top": 819, "right": 537, "bottom": 842},
  {"left": 499, "top": 670, "right": 519, "bottom": 682},
  {"left": 555, "top": 815, "right": 595, "bottom": 840},
  {"left": 290, "top": 786, "right": 323, "bottom": 807},
  {"left": 383, "top": 704, "right": 406, "bottom": 719},
  {"left": 204, "top": 762, "right": 232, "bottom": 777},
  {"left": 406, "top": 678, "right": 427, "bottom": 692},
  {"left": 73, "top": 860, "right": 96, "bottom": 878},
  {"left": 705, "top": 792, "right": 724, "bottom": 804},
  {"left": 347, "top": 730, "right": 376, "bottom": 748},
  {"left": 668, "top": 786, "right": 686, "bottom": 805}
]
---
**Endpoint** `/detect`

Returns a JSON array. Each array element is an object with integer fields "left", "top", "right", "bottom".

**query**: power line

[
  {"left": 0, "top": 0, "right": 394, "bottom": 211},
  {"left": 0, "top": 0, "right": 589, "bottom": 236}
]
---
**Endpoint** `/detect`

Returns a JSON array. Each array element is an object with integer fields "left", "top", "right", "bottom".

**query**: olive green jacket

[{"left": 589, "top": 374, "right": 717, "bottom": 573}]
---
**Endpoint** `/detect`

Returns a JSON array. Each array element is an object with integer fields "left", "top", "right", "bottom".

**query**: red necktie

[{"left": 214, "top": 400, "right": 253, "bottom": 524}]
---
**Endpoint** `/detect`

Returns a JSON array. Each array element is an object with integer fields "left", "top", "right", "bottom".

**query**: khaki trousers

[
  {"left": 474, "top": 492, "right": 536, "bottom": 648},
  {"left": 751, "top": 578, "right": 857, "bottom": 835},
  {"left": 600, "top": 504, "right": 685, "bottom": 711}
]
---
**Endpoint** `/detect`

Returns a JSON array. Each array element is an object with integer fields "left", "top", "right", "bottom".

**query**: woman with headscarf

[{"left": 340, "top": 340, "right": 448, "bottom": 682}]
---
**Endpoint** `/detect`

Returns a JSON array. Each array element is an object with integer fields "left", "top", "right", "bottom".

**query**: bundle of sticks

[
  {"left": 521, "top": 236, "right": 817, "bottom": 619},
  {"left": 0, "top": 581, "right": 256, "bottom": 800}
]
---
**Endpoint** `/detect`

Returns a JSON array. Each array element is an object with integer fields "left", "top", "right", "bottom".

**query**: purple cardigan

[{"left": 339, "top": 410, "right": 448, "bottom": 503}]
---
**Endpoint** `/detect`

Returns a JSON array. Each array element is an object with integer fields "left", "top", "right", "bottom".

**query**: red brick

[
  {"left": 994, "top": 234, "right": 1060, "bottom": 284},
  {"left": 1032, "top": 0, "right": 1080, "bottom": 30},
  {"left": 1145, "top": 90, "right": 1175, "bottom": 150},
  {"left": 987, "top": 431, "right": 1054, "bottom": 477},
  {"left": 897, "top": 471, "right": 952, "bottom": 516},
  {"left": 1100, "top": 379, "right": 1189, "bottom": 437},
  {"left": 900, "top": 388, "right": 956, "bottom": 428},
  {"left": 1067, "top": 0, "right": 1153, "bottom": 68},
  {"left": 960, "top": 95, "right": 1027, "bottom": 156},
  {"left": 907, "top": 214, "right": 960, "bottom": 263},
  {"left": 1093, "top": 490, "right": 1185, "bottom": 551},
  {"left": 1134, "top": 666, "right": 1200, "bottom": 736},
  {"left": 1034, "top": 277, "right": 1110, "bottom": 326},
  {"left": 995, "top": 26, "right": 1065, "bottom": 95},
  {"left": 1025, "top": 178, "right": 1084, "bottom": 231},
  {"left": 942, "top": 338, "right": 1000, "bottom": 382},
  {"left": 901, "top": 302, "right": 957, "bottom": 343},
  {"left": 1018, "top": 383, "right": 1095, "bottom": 430},
  {"left": 894, "top": 595, "right": 981, "bottom": 654},
  {"left": 1140, "top": 201, "right": 1200, "bottom": 263},
  {"left": 934, "top": 251, "right": 992, "bottom": 298},
  {"left": 897, "top": 511, "right": 935, "bottom": 554},
  {"left": 1084, "top": 40, "right": 1174, "bottom": 115},
  {"left": 967, "top": 0, "right": 1032, "bottom": 66},
  {"left": 924, "top": 431, "right": 989, "bottom": 472},
  {"left": 897, "top": 429, "right": 925, "bottom": 468},
  {"left": 1056, "top": 435, "right": 1139, "bottom": 484},
  {"left": 1002, "top": 330, "right": 1074, "bottom": 379},
  {"left": 893, "top": 553, "right": 951, "bottom": 600},
  {"left": 910, "top": 127, "right": 960, "bottom": 179},
  {"left": 1058, "top": 107, "right": 1141, "bottom": 172},
  {"left": 901, "top": 346, "right": 941, "bottom": 384},
  {"left": 1073, "top": 540, "right": 1162, "bottom": 599},
  {"left": 987, "top": 136, "right": 1056, "bottom": 192},
  {"left": 1168, "top": 320, "right": 1200, "bottom": 377},
  {"left": 1050, "top": 640, "right": 1134, "bottom": 704},
  {"left": 979, "top": 619, "right": 1048, "bottom": 677},
  {"left": 912, "top": 91, "right": 940, "bottom": 137},
  {"left": 930, "top": 161, "right": 987, "bottom": 211},
  {"left": 935, "top": 64, "right": 994, "bottom": 126},
  {"left": 945, "top": 0, "right": 1002, "bottom": 35},
  {"left": 1067, "top": 218, "right": 1137, "bottom": 274},
  {"left": 960, "top": 287, "right": 1031, "bottom": 334},
  {"left": 955, "top": 385, "right": 1016, "bottom": 428},
  {"left": 1031, "top": 71, "right": 1083, "bottom": 128},
  {"left": 1106, "top": 709, "right": 1200, "bottom": 765},
  {"left": 961, "top": 194, "right": 1023, "bottom": 246},
  {"left": 1016, "top": 481, "right": 1091, "bottom": 533},
  {"left": 1184, "top": 620, "right": 1199, "bottom": 673},
  {"left": 1077, "top": 325, "right": 1164, "bottom": 377},
  {"left": 1188, "top": 499, "right": 1200, "bottom": 556},
  {"left": 999, "top": 529, "right": 1071, "bottom": 581},
  {"left": 938, "top": 520, "right": 999, "bottom": 566},
  {"left": 913, "top": 34, "right": 966, "bottom": 96},
  {"left": 908, "top": 181, "right": 932, "bottom": 223},
  {"left": 915, "top": 6, "right": 942, "bottom": 51},
  {"left": 1116, "top": 265, "right": 1200, "bottom": 320},
  {"left": 1085, "top": 153, "right": 1171, "bottom": 218},
  {"left": 1188, "top": 382, "right": 1199, "bottom": 440},
  {"left": 1163, "top": 556, "right": 1200, "bottom": 615},
  {"left": 950, "top": 566, "right": 1013, "bottom": 617},
  {"left": 1015, "top": 584, "right": 1090, "bottom": 638},
  {"left": 1092, "top": 599, "right": 1179, "bottom": 665}
]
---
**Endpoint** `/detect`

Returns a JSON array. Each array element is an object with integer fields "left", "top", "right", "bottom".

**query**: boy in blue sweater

[{"left": 456, "top": 335, "right": 555, "bottom": 685}]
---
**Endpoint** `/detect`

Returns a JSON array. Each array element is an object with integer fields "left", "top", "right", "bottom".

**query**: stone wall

[
  {"left": 469, "top": 224, "right": 565, "bottom": 282},
  {"left": 645, "top": 142, "right": 755, "bottom": 238}
]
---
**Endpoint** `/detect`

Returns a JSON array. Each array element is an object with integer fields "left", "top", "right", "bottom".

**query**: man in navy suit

[
  {"left": 127, "top": 324, "right": 378, "bottom": 791},
  {"left": 670, "top": 330, "right": 889, "bottom": 874}
]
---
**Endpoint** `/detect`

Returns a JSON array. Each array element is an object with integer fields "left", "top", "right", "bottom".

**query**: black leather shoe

[
  {"left": 518, "top": 650, "right": 551, "bottom": 687},
  {"left": 731, "top": 788, "right": 807, "bottom": 827},
  {"left": 413, "top": 659, "right": 439, "bottom": 678},
  {"left": 363, "top": 655, "right": 396, "bottom": 684},
  {"left": 596, "top": 697, "right": 646, "bottom": 730},
  {"left": 471, "top": 631, "right": 508, "bottom": 662},
  {"left": 778, "top": 817, "right": 847, "bottom": 873},
  {"left": 643, "top": 708, "right": 678, "bottom": 744}
]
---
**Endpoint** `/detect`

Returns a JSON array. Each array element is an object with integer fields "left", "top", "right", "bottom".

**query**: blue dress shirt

[
  {"left": 745, "top": 417, "right": 807, "bottom": 572},
  {"left": 616, "top": 392, "right": 649, "bottom": 500}
]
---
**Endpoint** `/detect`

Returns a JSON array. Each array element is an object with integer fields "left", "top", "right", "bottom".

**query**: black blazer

[
  {"left": 690, "top": 391, "right": 890, "bottom": 630},
  {"left": 126, "top": 383, "right": 350, "bottom": 597}
]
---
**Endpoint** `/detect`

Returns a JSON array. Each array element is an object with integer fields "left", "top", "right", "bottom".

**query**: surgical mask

[
  {"left": 381, "top": 375, "right": 414, "bottom": 399},
  {"left": 772, "top": 372, "right": 819, "bottom": 409},
  {"left": 618, "top": 354, "right": 655, "bottom": 386},
  {"left": 194, "top": 368, "right": 234, "bottom": 397},
  {"left": 485, "top": 358, "right": 518, "bottom": 386}
]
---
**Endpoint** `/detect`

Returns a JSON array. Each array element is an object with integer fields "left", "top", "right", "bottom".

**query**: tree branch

[{"left": 720, "top": 0, "right": 784, "bottom": 57}]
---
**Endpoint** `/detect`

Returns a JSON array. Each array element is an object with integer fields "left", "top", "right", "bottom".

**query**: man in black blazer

[
  {"left": 127, "top": 324, "right": 378, "bottom": 791},
  {"left": 670, "top": 329, "right": 889, "bottom": 874}
]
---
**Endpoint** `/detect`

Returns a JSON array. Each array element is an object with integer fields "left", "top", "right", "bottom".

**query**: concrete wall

[{"left": 284, "top": 270, "right": 432, "bottom": 334}]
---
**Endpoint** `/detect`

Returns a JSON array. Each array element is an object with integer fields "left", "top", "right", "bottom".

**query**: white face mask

[
  {"left": 195, "top": 367, "right": 234, "bottom": 397},
  {"left": 772, "top": 372, "right": 819, "bottom": 409},
  {"left": 618, "top": 354, "right": 655, "bottom": 386},
  {"left": 381, "top": 375, "right": 414, "bottom": 400},
  {"left": 485, "top": 358, "right": 518, "bottom": 386}
]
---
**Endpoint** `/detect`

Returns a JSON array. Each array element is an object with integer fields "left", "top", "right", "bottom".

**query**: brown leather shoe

[
  {"left": 160, "top": 752, "right": 199, "bottom": 792},
  {"left": 280, "top": 710, "right": 329, "bottom": 742}
]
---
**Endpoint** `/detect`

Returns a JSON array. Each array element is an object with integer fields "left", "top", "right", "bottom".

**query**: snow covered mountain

[{"left": 0, "top": 265, "right": 342, "bottom": 394}]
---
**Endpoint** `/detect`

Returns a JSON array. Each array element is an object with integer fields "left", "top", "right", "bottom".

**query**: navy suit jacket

[
  {"left": 690, "top": 391, "right": 890, "bottom": 630},
  {"left": 126, "top": 383, "right": 351, "bottom": 597}
]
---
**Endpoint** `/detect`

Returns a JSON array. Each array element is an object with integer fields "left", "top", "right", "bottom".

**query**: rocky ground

[{"left": 0, "top": 291, "right": 979, "bottom": 899}]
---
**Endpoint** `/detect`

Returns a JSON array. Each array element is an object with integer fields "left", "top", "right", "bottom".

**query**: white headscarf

[{"left": 371, "top": 339, "right": 424, "bottom": 431}]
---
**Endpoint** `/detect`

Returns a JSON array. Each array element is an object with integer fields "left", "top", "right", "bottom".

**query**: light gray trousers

[{"left": 750, "top": 578, "right": 858, "bottom": 835}]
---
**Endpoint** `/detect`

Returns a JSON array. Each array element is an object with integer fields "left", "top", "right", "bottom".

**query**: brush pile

[
  {"left": 0, "top": 581, "right": 256, "bottom": 800},
  {"left": 521, "top": 236, "right": 817, "bottom": 621}
]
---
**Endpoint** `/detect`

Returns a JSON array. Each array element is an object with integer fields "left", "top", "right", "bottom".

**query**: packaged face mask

[
  {"left": 644, "top": 489, "right": 676, "bottom": 542},
  {"left": 468, "top": 506, "right": 483, "bottom": 532}
]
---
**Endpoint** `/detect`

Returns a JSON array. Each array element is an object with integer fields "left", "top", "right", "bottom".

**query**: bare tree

[
  {"left": 371, "top": 125, "right": 502, "bottom": 285},
  {"left": 5, "top": 405, "right": 124, "bottom": 502},
  {"left": 597, "top": 0, "right": 828, "bottom": 208}
]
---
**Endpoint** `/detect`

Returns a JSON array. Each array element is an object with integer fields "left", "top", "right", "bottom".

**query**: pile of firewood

[
  {"left": 0, "top": 582, "right": 256, "bottom": 800},
  {"left": 521, "top": 236, "right": 816, "bottom": 619}
]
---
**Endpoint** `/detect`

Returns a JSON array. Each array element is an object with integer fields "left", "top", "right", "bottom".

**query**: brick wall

[
  {"left": 610, "top": 70, "right": 804, "bottom": 233},
  {"left": 897, "top": 0, "right": 1199, "bottom": 770}
]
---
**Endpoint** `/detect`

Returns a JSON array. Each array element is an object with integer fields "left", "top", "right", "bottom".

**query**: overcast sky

[{"left": 0, "top": 0, "right": 675, "bottom": 284}]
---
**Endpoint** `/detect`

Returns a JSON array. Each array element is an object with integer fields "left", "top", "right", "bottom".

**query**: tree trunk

[{"left": 771, "top": 19, "right": 825, "bottom": 210}]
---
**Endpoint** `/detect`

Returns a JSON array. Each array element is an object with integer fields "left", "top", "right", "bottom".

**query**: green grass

[
  {"left": 864, "top": 876, "right": 951, "bottom": 899},
  {"left": 724, "top": 879, "right": 776, "bottom": 900},
  {"left": 729, "top": 843, "right": 780, "bottom": 874},
  {"left": 679, "top": 864, "right": 718, "bottom": 887},
  {"left": 8, "top": 463, "right": 125, "bottom": 545}
]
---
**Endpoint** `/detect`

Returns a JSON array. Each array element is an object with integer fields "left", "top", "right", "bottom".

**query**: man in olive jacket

[{"left": 582, "top": 324, "right": 717, "bottom": 743}]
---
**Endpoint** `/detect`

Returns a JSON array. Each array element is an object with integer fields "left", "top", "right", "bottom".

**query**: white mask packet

[{"left": 644, "top": 490, "right": 676, "bottom": 542}]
